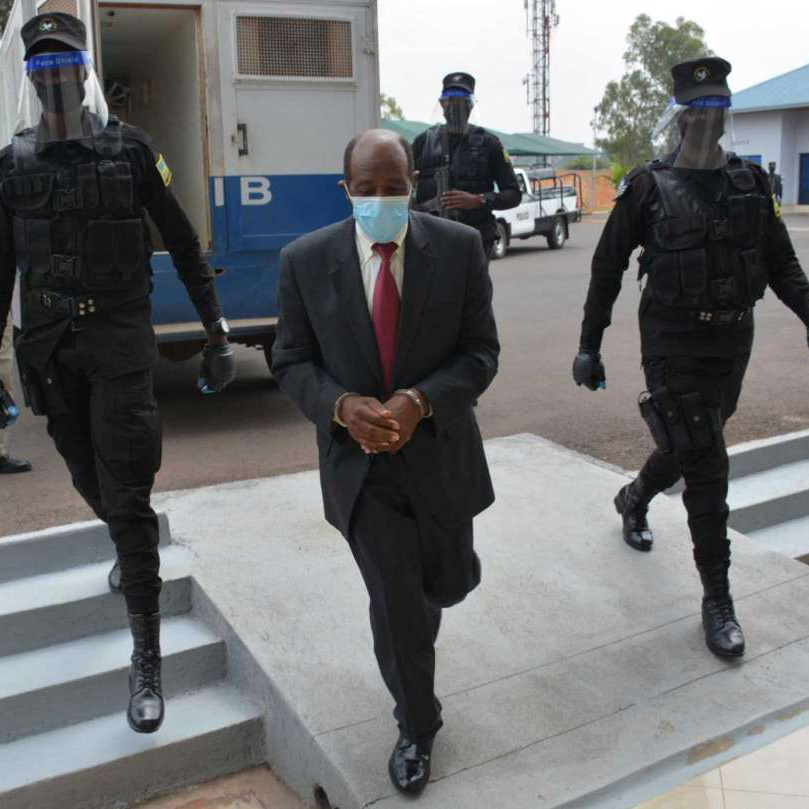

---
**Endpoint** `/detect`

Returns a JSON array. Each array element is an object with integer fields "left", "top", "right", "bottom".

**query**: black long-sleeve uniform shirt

[
  {"left": 579, "top": 165, "right": 809, "bottom": 359},
  {"left": 0, "top": 122, "right": 222, "bottom": 376},
  {"left": 413, "top": 126, "right": 521, "bottom": 243}
]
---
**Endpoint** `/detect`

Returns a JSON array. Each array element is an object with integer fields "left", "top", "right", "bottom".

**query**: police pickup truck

[{"left": 492, "top": 167, "right": 581, "bottom": 259}]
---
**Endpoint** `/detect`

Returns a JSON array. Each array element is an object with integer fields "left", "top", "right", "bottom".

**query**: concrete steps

[
  {"left": 0, "top": 516, "right": 265, "bottom": 809},
  {"left": 667, "top": 429, "right": 809, "bottom": 559}
]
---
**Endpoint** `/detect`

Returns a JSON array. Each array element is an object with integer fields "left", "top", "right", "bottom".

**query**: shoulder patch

[
  {"left": 155, "top": 154, "right": 172, "bottom": 187},
  {"left": 502, "top": 146, "right": 512, "bottom": 164},
  {"left": 614, "top": 165, "right": 647, "bottom": 200},
  {"left": 773, "top": 195, "right": 782, "bottom": 218}
]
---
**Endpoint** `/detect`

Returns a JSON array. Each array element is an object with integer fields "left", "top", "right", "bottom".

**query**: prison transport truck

[
  {"left": 0, "top": 0, "right": 380, "bottom": 370},
  {"left": 492, "top": 166, "right": 582, "bottom": 259}
]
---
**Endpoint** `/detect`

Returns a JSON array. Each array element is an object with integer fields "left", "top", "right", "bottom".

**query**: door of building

[{"left": 800, "top": 154, "right": 809, "bottom": 205}]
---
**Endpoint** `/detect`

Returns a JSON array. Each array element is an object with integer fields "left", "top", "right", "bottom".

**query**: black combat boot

[
  {"left": 127, "top": 612, "right": 165, "bottom": 733},
  {"left": 614, "top": 477, "right": 656, "bottom": 551},
  {"left": 697, "top": 561, "right": 745, "bottom": 657}
]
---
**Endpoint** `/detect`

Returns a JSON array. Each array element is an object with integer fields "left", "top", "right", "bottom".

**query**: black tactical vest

[
  {"left": 417, "top": 124, "right": 492, "bottom": 227},
  {"left": 0, "top": 117, "right": 150, "bottom": 299},
  {"left": 639, "top": 155, "right": 771, "bottom": 312}
]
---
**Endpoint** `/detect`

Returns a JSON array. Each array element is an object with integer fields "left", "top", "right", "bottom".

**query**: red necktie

[{"left": 371, "top": 242, "right": 400, "bottom": 393}]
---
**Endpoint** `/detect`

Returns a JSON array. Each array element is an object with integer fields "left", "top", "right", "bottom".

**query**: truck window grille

[
  {"left": 36, "top": 0, "right": 79, "bottom": 17},
  {"left": 237, "top": 16, "right": 353, "bottom": 79}
]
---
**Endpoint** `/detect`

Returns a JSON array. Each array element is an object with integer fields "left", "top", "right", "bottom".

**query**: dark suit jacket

[{"left": 271, "top": 212, "right": 499, "bottom": 537}]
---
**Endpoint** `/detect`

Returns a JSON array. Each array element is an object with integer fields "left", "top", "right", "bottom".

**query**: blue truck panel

[{"left": 149, "top": 174, "right": 351, "bottom": 332}]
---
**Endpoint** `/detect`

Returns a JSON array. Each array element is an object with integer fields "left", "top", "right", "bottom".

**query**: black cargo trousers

[
  {"left": 45, "top": 328, "right": 162, "bottom": 614},
  {"left": 637, "top": 353, "right": 750, "bottom": 565}
]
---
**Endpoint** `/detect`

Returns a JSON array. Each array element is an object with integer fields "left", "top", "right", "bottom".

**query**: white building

[{"left": 727, "top": 62, "right": 809, "bottom": 205}]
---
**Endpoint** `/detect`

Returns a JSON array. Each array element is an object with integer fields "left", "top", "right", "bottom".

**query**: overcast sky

[{"left": 377, "top": 0, "right": 805, "bottom": 145}]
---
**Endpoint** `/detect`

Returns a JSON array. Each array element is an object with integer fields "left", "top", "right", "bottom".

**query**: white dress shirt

[{"left": 354, "top": 221, "right": 408, "bottom": 315}]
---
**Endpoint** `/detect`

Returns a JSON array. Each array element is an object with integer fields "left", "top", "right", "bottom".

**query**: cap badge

[
  {"left": 694, "top": 66, "right": 710, "bottom": 83},
  {"left": 38, "top": 18, "right": 58, "bottom": 33}
]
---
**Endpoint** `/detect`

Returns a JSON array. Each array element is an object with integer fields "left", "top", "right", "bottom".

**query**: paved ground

[{"left": 2, "top": 215, "right": 808, "bottom": 537}]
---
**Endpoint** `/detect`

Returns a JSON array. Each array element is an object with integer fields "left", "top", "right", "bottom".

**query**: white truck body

[
  {"left": 493, "top": 167, "right": 582, "bottom": 258},
  {"left": 0, "top": 0, "right": 379, "bottom": 367}
]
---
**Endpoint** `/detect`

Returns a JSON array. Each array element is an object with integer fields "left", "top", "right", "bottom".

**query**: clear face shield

[
  {"left": 15, "top": 50, "right": 109, "bottom": 143},
  {"left": 431, "top": 90, "right": 480, "bottom": 135},
  {"left": 651, "top": 96, "right": 733, "bottom": 170}
]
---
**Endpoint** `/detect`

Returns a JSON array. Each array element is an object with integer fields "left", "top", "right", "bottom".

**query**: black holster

[
  {"left": 639, "top": 386, "right": 721, "bottom": 454},
  {"left": 15, "top": 352, "right": 67, "bottom": 417}
]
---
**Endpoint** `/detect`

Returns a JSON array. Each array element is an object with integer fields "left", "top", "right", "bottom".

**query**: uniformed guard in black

[
  {"left": 768, "top": 161, "right": 783, "bottom": 205},
  {"left": 0, "top": 12, "right": 236, "bottom": 733},
  {"left": 413, "top": 72, "right": 520, "bottom": 258},
  {"left": 573, "top": 56, "right": 809, "bottom": 658}
]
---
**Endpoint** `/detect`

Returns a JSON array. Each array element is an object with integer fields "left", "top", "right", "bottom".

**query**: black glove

[
  {"left": 197, "top": 343, "right": 236, "bottom": 394},
  {"left": 572, "top": 349, "right": 606, "bottom": 391},
  {"left": 0, "top": 380, "right": 19, "bottom": 428}
]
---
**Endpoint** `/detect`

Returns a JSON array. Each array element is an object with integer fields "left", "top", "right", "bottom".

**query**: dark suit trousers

[
  {"left": 348, "top": 452, "right": 481, "bottom": 743},
  {"left": 637, "top": 354, "right": 749, "bottom": 566}
]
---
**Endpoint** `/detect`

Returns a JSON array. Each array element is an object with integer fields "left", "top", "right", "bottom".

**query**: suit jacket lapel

[
  {"left": 330, "top": 218, "right": 384, "bottom": 388},
  {"left": 393, "top": 214, "right": 435, "bottom": 385}
]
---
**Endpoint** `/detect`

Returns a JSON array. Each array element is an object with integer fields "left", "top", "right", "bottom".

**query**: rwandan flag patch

[{"left": 155, "top": 154, "right": 172, "bottom": 187}]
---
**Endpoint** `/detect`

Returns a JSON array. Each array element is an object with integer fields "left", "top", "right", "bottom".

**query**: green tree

[
  {"left": 380, "top": 93, "right": 404, "bottom": 120},
  {"left": 596, "top": 14, "right": 712, "bottom": 167},
  {"left": 0, "top": 0, "right": 14, "bottom": 37}
]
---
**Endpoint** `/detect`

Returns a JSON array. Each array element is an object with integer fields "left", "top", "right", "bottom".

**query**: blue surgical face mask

[{"left": 349, "top": 190, "right": 411, "bottom": 243}]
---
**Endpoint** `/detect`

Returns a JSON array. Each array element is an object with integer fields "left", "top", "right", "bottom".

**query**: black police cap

[
  {"left": 671, "top": 57, "right": 732, "bottom": 104},
  {"left": 22, "top": 13, "right": 86, "bottom": 59},
  {"left": 442, "top": 72, "right": 475, "bottom": 95}
]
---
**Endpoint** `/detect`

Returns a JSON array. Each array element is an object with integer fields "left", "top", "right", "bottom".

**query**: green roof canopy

[{"left": 380, "top": 119, "right": 596, "bottom": 157}]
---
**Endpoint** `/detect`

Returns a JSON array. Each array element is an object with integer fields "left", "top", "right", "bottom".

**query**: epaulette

[{"left": 119, "top": 121, "right": 155, "bottom": 150}]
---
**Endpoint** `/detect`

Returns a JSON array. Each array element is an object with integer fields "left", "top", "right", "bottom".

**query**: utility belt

[
  {"left": 29, "top": 285, "right": 150, "bottom": 320},
  {"left": 694, "top": 307, "right": 752, "bottom": 327},
  {"left": 637, "top": 363, "right": 722, "bottom": 454}
]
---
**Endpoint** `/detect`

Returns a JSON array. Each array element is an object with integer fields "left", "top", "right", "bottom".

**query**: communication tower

[{"left": 524, "top": 0, "right": 559, "bottom": 135}]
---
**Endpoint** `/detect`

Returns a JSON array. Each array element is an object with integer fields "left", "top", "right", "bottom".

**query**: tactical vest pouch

[
  {"left": 76, "top": 163, "right": 101, "bottom": 210},
  {"left": 14, "top": 217, "right": 53, "bottom": 284},
  {"left": 98, "top": 161, "right": 134, "bottom": 213},
  {"left": 679, "top": 248, "right": 708, "bottom": 305},
  {"left": 84, "top": 219, "right": 144, "bottom": 290},
  {"left": 652, "top": 215, "right": 705, "bottom": 251},
  {"left": 737, "top": 247, "right": 767, "bottom": 302},
  {"left": 648, "top": 247, "right": 708, "bottom": 308},
  {"left": 727, "top": 195, "right": 764, "bottom": 248},
  {"left": 0, "top": 173, "right": 55, "bottom": 213}
]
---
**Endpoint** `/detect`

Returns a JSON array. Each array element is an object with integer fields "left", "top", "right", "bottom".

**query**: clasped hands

[{"left": 339, "top": 392, "right": 426, "bottom": 455}]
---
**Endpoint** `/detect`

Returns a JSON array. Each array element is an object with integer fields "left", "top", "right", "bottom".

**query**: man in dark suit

[{"left": 271, "top": 129, "right": 499, "bottom": 797}]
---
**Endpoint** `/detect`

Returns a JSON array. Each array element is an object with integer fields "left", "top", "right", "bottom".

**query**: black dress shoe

[
  {"left": 0, "top": 455, "right": 31, "bottom": 474},
  {"left": 389, "top": 734, "right": 432, "bottom": 796},
  {"left": 108, "top": 560, "right": 123, "bottom": 594},
  {"left": 127, "top": 612, "right": 164, "bottom": 733},
  {"left": 614, "top": 480, "right": 655, "bottom": 551}
]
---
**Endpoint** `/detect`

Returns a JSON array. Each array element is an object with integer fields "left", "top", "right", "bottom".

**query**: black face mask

[
  {"left": 34, "top": 79, "right": 86, "bottom": 114},
  {"left": 444, "top": 100, "right": 471, "bottom": 135}
]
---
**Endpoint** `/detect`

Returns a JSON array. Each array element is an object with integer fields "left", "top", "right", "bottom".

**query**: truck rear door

[{"left": 217, "top": 2, "right": 377, "bottom": 254}]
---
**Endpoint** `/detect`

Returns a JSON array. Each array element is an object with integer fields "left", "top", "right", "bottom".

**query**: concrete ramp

[{"left": 147, "top": 434, "right": 809, "bottom": 808}]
